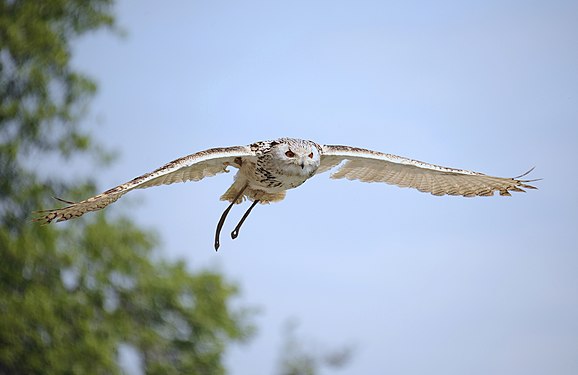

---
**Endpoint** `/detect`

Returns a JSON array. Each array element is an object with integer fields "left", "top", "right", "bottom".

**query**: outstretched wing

[
  {"left": 318, "top": 145, "right": 538, "bottom": 197},
  {"left": 35, "top": 145, "right": 255, "bottom": 223}
]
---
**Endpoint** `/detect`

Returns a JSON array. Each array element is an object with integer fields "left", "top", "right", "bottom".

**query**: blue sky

[{"left": 63, "top": 0, "right": 578, "bottom": 374}]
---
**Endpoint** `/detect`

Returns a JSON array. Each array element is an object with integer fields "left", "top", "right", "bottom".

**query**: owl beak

[{"left": 299, "top": 158, "right": 305, "bottom": 169}]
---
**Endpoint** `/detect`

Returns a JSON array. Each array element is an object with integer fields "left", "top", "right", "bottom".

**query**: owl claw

[
  {"left": 214, "top": 184, "right": 248, "bottom": 251},
  {"left": 230, "top": 200, "right": 259, "bottom": 240},
  {"left": 215, "top": 201, "right": 234, "bottom": 251}
]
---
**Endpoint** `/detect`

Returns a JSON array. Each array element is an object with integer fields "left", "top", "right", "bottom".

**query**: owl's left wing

[
  {"left": 34, "top": 145, "right": 255, "bottom": 224},
  {"left": 318, "top": 145, "right": 538, "bottom": 197}
]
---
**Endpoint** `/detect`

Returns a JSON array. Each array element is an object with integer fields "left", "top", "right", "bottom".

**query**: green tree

[
  {"left": 0, "top": 1, "right": 253, "bottom": 374},
  {"left": 276, "top": 320, "right": 353, "bottom": 375}
]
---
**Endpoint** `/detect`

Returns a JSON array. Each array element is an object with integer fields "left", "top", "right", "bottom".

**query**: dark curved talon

[
  {"left": 231, "top": 200, "right": 259, "bottom": 240},
  {"left": 215, "top": 202, "right": 234, "bottom": 250},
  {"left": 214, "top": 185, "right": 247, "bottom": 251}
]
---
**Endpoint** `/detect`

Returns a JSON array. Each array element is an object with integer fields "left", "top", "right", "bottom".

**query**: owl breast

[
  {"left": 234, "top": 154, "right": 314, "bottom": 194},
  {"left": 252, "top": 160, "right": 313, "bottom": 192}
]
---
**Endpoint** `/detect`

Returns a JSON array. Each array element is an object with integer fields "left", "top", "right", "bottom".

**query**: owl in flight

[{"left": 35, "top": 138, "right": 538, "bottom": 250}]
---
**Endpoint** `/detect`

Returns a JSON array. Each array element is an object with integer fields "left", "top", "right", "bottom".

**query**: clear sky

[{"left": 64, "top": 0, "right": 578, "bottom": 374}]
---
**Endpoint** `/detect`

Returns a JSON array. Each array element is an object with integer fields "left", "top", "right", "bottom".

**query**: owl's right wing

[
  {"left": 34, "top": 145, "right": 256, "bottom": 223},
  {"left": 318, "top": 144, "right": 538, "bottom": 197}
]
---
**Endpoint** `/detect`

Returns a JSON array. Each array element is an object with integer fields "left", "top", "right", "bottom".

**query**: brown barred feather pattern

[{"left": 34, "top": 138, "right": 538, "bottom": 249}]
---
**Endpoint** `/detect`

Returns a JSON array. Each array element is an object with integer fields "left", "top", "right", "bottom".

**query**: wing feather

[
  {"left": 319, "top": 145, "right": 538, "bottom": 197},
  {"left": 34, "top": 145, "right": 255, "bottom": 223}
]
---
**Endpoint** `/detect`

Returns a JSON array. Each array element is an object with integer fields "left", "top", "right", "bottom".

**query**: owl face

[{"left": 271, "top": 139, "right": 321, "bottom": 177}]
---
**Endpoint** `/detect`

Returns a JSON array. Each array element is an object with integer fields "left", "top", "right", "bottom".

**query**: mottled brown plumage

[{"left": 34, "top": 138, "right": 538, "bottom": 249}]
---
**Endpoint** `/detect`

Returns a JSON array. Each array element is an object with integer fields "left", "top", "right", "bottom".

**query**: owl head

[{"left": 270, "top": 138, "right": 321, "bottom": 177}]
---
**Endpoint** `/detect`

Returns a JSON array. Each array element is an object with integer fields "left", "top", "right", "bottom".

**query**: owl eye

[
  {"left": 308, "top": 152, "right": 314, "bottom": 158},
  {"left": 285, "top": 150, "right": 295, "bottom": 158}
]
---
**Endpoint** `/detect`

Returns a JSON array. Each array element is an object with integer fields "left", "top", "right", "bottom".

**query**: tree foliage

[
  {"left": 0, "top": 0, "right": 116, "bottom": 230},
  {"left": 276, "top": 320, "right": 353, "bottom": 375},
  {"left": 0, "top": 1, "right": 252, "bottom": 374},
  {"left": 0, "top": 0, "right": 112, "bottom": 152}
]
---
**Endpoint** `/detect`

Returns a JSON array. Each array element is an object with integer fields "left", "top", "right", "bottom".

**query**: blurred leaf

[
  {"left": 0, "top": 1, "right": 254, "bottom": 374},
  {"left": 277, "top": 319, "right": 353, "bottom": 375}
]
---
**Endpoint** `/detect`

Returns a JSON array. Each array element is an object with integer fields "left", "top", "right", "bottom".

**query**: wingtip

[
  {"left": 513, "top": 167, "right": 540, "bottom": 190},
  {"left": 32, "top": 197, "right": 76, "bottom": 225},
  {"left": 514, "top": 166, "right": 536, "bottom": 180},
  {"left": 31, "top": 214, "right": 52, "bottom": 225},
  {"left": 53, "top": 196, "right": 76, "bottom": 204}
]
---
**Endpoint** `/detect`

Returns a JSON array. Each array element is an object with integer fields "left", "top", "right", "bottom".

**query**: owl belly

[
  {"left": 250, "top": 170, "right": 308, "bottom": 192},
  {"left": 240, "top": 160, "right": 308, "bottom": 193},
  {"left": 265, "top": 177, "right": 307, "bottom": 192}
]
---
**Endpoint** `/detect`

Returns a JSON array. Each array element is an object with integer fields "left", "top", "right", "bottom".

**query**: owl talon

[
  {"left": 231, "top": 200, "right": 259, "bottom": 240},
  {"left": 214, "top": 184, "right": 248, "bottom": 251}
]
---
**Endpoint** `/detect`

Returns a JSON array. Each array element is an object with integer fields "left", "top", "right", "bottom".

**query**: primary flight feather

[{"left": 34, "top": 138, "right": 538, "bottom": 250}]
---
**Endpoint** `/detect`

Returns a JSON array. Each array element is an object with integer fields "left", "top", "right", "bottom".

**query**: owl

[{"left": 35, "top": 138, "right": 538, "bottom": 250}]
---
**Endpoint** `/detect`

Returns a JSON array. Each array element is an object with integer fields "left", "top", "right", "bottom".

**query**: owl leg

[
  {"left": 215, "top": 184, "right": 247, "bottom": 251},
  {"left": 231, "top": 200, "right": 259, "bottom": 240}
]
